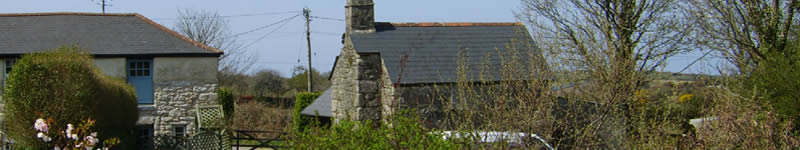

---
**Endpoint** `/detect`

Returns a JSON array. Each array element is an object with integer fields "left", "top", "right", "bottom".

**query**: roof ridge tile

[
  {"left": 377, "top": 22, "right": 523, "bottom": 27},
  {"left": 0, "top": 12, "right": 137, "bottom": 17}
]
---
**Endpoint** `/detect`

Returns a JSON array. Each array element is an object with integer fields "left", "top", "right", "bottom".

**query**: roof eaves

[
  {"left": 0, "top": 12, "right": 137, "bottom": 17},
  {"left": 377, "top": 22, "right": 524, "bottom": 27},
  {"left": 0, "top": 53, "right": 223, "bottom": 58},
  {"left": 133, "top": 14, "right": 225, "bottom": 55}
]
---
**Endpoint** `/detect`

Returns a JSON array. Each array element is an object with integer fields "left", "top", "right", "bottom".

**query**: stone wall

[
  {"left": 353, "top": 54, "right": 383, "bottom": 122},
  {"left": 331, "top": 36, "right": 361, "bottom": 123},
  {"left": 330, "top": 39, "right": 484, "bottom": 128},
  {"left": 149, "top": 81, "right": 218, "bottom": 136},
  {"left": 330, "top": 53, "right": 454, "bottom": 127},
  {"left": 379, "top": 60, "right": 396, "bottom": 122},
  {"left": 332, "top": 35, "right": 389, "bottom": 123},
  {"left": 392, "top": 85, "right": 455, "bottom": 128}
]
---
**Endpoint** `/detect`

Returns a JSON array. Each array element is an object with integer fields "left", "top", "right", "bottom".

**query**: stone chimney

[{"left": 345, "top": 0, "right": 375, "bottom": 33}]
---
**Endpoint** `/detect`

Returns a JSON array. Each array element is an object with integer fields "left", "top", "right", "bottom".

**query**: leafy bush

[
  {"left": 231, "top": 101, "right": 291, "bottom": 131},
  {"left": 692, "top": 85, "right": 799, "bottom": 149},
  {"left": 3, "top": 46, "right": 139, "bottom": 149},
  {"left": 291, "top": 110, "right": 457, "bottom": 149},
  {"left": 153, "top": 135, "right": 186, "bottom": 150},
  {"left": 218, "top": 88, "right": 235, "bottom": 121},
  {"left": 293, "top": 92, "right": 320, "bottom": 131},
  {"left": 745, "top": 51, "right": 800, "bottom": 131}
]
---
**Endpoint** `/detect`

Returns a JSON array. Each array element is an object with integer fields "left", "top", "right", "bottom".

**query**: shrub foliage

[
  {"left": 291, "top": 110, "right": 457, "bottom": 149},
  {"left": 293, "top": 92, "right": 320, "bottom": 131},
  {"left": 3, "top": 46, "right": 139, "bottom": 149},
  {"left": 217, "top": 88, "right": 235, "bottom": 121}
]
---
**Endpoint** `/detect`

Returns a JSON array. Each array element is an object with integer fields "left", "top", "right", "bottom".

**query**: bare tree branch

[
  {"left": 688, "top": 0, "right": 799, "bottom": 73},
  {"left": 517, "top": 0, "right": 691, "bottom": 104},
  {"left": 174, "top": 9, "right": 256, "bottom": 76}
]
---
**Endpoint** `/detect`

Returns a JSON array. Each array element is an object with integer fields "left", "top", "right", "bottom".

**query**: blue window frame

[{"left": 127, "top": 59, "right": 154, "bottom": 104}]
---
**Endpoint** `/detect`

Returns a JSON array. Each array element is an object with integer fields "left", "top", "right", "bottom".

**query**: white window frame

[{"left": 173, "top": 125, "right": 186, "bottom": 137}]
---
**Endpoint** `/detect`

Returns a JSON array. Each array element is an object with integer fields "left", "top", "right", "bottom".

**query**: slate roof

[
  {"left": 350, "top": 22, "right": 538, "bottom": 84},
  {"left": 300, "top": 88, "right": 332, "bottom": 117},
  {"left": 0, "top": 12, "right": 222, "bottom": 56}
]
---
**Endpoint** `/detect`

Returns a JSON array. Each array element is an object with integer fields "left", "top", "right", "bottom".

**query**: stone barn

[
  {"left": 0, "top": 13, "right": 221, "bottom": 143},
  {"left": 306, "top": 0, "right": 544, "bottom": 128}
]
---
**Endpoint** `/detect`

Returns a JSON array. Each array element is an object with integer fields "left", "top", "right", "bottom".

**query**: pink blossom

[
  {"left": 34, "top": 118, "right": 48, "bottom": 132},
  {"left": 84, "top": 135, "right": 98, "bottom": 146},
  {"left": 65, "top": 124, "right": 79, "bottom": 140},
  {"left": 37, "top": 132, "right": 51, "bottom": 142}
]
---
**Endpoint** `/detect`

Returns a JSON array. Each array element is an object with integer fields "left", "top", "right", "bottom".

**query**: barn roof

[
  {"left": 350, "top": 22, "right": 539, "bottom": 84},
  {"left": 300, "top": 89, "right": 333, "bottom": 117}
]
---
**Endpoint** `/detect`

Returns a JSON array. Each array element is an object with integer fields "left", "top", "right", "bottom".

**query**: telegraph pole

[
  {"left": 94, "top": 0, "right": 111, "bottom": 13},
  {"left": 304, "top": 8, "right": 313, "bottom": 92}
]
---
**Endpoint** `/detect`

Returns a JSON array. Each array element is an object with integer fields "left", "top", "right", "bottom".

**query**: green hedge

[
  {"left": 3, "top": 46, "right": 139, "bottom": 149},
  {"left": 293, "top": 92, "right": 320, "bottom": 131},
  {"left": 218, "top": 88, "right": 235, "bottom": 121},
  {"left": 291, "top": 110, "right": 457, "bottom": 149}
]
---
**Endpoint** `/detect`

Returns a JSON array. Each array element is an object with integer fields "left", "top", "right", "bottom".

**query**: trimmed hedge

[
  {"left": 3, "top": 46, "right": 139, "bottom": 149},
  {"left": 291, "top": 110, "right": 457, "bottom": 149},
  {"left": 293, "top": 92, "right": 320, "bottom": 131},
  {"left": 218, "top": 88, "right": 235, "bottom": 121}
]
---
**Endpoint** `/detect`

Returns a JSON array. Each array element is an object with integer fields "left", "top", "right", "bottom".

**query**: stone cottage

[
  {"left": 316, "top": 0, "right": 544, "bottom": 127},
  {"left": 0, "top": 13, "right": 221, "bottom": 142}
]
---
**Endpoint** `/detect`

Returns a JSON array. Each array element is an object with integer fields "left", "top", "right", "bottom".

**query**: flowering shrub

[
  {"left": 678, "top": 93, "right": 694, "bottom": 103},
  {"left": 33, "top": 116, "right": 119, "bottom": 150},
  {"left": 3, "top": 46, "right": 138, "bottom": 149}
]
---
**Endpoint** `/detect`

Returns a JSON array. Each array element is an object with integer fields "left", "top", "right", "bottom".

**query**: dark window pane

[
  {"left": 130, "top": 62, "right": 135, "bottom": 68},
  {"left": 143, "top": 62, "right": 149, "bottom": 68},
  {"left": 137, "top": 70, "right": 143, "bottom": 76},
  {"left": 144, "top": 70, "right": 150, "bottom": 76},
  {"left": 130, "top": 70, "right": 136, "bottom": 76},
  {"left": 174, "top": 126, "right": 185, "bottom": 137},
  {"left": 137, "top": 62, "right": 143, "bottom": 68},
  {"left": 6, "top": 59, "right": 16, "bottom": 73}
]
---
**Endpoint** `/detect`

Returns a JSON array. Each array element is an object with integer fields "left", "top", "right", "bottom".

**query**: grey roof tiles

[
  {"left": 300, "top": 89, "right": 332, "bottom": 117},
  {"left": 0, "top": 13, "right": 221, "bottom": 56},
  {"left": 350, "top": 22, "right": 538, "bottom": 84}
]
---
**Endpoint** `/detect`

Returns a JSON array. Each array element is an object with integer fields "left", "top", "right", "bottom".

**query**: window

[
  {"left": 128, "top": 61, "right": 151, "bottom": 77},
  {"left": 173, "top": 125, "right": 186, "bottom": 137},
  {"left": 3, "top": 59, "right": 17, "bottom": 88},
  {"left": 136, "top": 125, "right": 154, "bottom": 149},
  {"left": 5, "top": 59, "right": 16, "bottom": 78},
  {"left": 127, "top": 59, "right": 154, "bottom": 104}
]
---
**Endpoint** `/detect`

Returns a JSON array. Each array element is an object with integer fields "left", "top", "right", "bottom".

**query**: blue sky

[{"left": 0, "top": 0, "right": 720, "bottom": 76}]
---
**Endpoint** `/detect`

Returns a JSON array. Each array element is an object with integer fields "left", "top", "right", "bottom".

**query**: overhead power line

[
  {"left": 310, "top": 16, "right": 344, "bottom": 21},
  {"left": 241, "top": 16, "right": 297, "bottom": 49},
  {"left": 152, "top": 11, "right": 301, "bottom": 20},
  {"left": 312, "top": 31, "right": 342, "bottom": 36},
  {"left": 227, "top": 13, "right": 302, "bottom": 38},
  {"left": 221, "top": 11, "right": 302, "bottom": 17}
]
